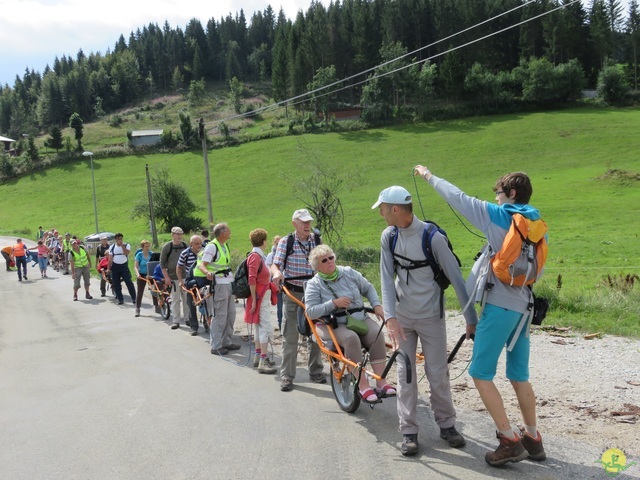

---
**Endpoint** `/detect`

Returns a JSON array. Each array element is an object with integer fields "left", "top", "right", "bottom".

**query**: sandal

[
  {"left": 376, "top": 384, "right": 397, "bottom": 397},
  {"left": 359, "top": 387, "right": 380, "bottom": 404}
]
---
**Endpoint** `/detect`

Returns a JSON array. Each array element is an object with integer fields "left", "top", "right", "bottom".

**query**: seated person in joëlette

[{"left": 304, "top": 244, "right": 396, "bottom": 403}]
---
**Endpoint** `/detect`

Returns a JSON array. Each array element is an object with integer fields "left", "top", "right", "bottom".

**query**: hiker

[
  {"left": 35, "top": 226, "right": 44, "bottom": 240},
  {"left": 270, "top": 209, "right": 326, "bottom": 392},
  {"left": 177, "top": 234, "right": 204, "bottom": 335},
  {"left": 134, "top": 240, "right": 154, "bottom": 317},
  {"left": 305, "top": 244, "right": 396, "bottom": 402},
  {"left": 61, "top": 233, "right": 72, "bottom": 274},
  {"left": 70, "top": 240, "right": 93, "bottom": 301},
  {"left": 414, "top": 164, "right": 547, "bottom": 466},
  {"left": 194, "top": 222, "right": 239, "bottom": 355},
  {"left": 12, "top": 238, "right": 28, "bottom": 281},
  {"left": 160, "top": 226, "right": 188, "bottom": 329},
  {"left": 107, "top": 233, "right": 136, "bottom": 306},
  {"left": 34, "top": 240, "right": 51, "bottom": 277},
  {"left": 201, "top": 229, "right": 211, "bottom": 247},
  {"left": 95, "top": 235, "right": 111, "bottom": 297},
  {"left": 243, "top": 229, "right": 277, "bottom": 373},
  {"left": 2, "top": 245, "right": 13, "bottom": 271},
  {"left": 265, "top": 235, "right": 283, "bottom": 331},
  {"left": 374, "top": 185, "right": 477, "bottom": 457}
]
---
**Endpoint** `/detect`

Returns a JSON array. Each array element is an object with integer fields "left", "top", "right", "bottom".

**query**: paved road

[{"left": 1, "top": 237, "right": 636, "bottom": 479}]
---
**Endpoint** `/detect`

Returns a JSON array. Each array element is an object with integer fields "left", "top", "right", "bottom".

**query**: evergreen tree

[
  {"left": 45, "top": 125, "right": 64, "bottom": 152},
  {"left": 68, "top": 112, "right": 84, "bottom": 151}
]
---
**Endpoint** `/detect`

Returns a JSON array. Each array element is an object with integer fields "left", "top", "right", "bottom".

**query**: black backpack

[{"left": 231, "top": 252, "right": 262, "bottom": 299}]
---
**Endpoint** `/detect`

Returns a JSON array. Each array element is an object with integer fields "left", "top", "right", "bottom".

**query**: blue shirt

[{"left": 135, "top": 250, "right": 153, "bottom": 275}]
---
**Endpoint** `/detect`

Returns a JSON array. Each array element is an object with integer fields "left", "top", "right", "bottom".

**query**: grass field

[{"left": 2, "top": 107, "right": 639, "bottom": 336}]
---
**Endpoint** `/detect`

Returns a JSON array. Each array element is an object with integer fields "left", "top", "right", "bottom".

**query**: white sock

[
  {"left": 524, "top": 424, "right": 538, "bottom": 437},
  {"left": 499, "top": 428, "right": 518, "bottom": 439}
]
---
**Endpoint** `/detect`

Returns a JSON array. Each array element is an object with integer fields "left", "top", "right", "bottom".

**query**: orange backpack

[{"left": 491, "top": 213, "right": 548, "bottom": 287}]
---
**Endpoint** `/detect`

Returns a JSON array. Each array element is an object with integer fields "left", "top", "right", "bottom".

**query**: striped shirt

[
  {"left": 272, "top": 233, "right": 318, "bottom": 287},
  {"left": 177, "top": 247, "right": 198, "bottom": 276}
]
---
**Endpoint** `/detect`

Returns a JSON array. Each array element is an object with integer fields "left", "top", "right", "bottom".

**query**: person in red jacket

[{"left": 244, "top": 228, "right": 277, "bottom": 374}]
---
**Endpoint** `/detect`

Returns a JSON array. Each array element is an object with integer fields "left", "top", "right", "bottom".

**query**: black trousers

[{"left": 111, "top": 263, "right": 136, "bottom": 302}]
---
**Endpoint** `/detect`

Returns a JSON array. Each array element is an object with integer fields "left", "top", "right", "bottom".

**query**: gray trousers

[
  {"left": 396, "top": 312, "right": 457, "bottom": 435},
  {"left": 169, "top": 279, "right": 188, "bottom": 323},
  {"left": 280, "top": 290, "right": 323, "bottom": 380},
  {"left": 209, "top": 284, "right": 236, "bottom": 350}
]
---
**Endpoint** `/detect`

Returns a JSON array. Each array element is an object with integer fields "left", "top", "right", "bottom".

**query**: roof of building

[
  {"left": 0, "top": 135, "right": 16, "bottom": 142},
  {"left": 131, "top": 130, "right": 163, "bottom": 137}
]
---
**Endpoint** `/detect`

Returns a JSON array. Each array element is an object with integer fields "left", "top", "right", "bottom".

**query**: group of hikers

[{"left": 3, "top": 166, "right": 548, "bottom": 467}]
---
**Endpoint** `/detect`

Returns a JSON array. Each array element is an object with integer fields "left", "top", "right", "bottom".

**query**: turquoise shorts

[{"left": 468, "top": 303, "right": 530, "bottom": 382}]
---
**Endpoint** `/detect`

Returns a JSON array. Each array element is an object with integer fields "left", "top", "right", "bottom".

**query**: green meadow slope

[{"left": 1, "top": 107, "right": 639, "bottom": 335}]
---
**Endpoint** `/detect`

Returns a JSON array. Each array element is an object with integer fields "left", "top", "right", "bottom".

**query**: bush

[
  {"left": 109, "top": 115, "right": 123, "bottom": 127},
  {"left": 597, "top": 63, "right": 630, "bottom": 105}
]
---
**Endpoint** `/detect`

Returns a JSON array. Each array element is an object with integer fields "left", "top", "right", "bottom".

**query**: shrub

[{"left": 597, "top": 62, "right": 630, "bottom": 105}]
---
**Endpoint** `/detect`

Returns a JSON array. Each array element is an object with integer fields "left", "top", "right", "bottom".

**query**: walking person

[
  {"left": 177, "top": 235, "right": 204, "bottom": 336},
  {"left": 194, "top": 222, "right": 239, "bottom": 356},
  {"left": 61, "top": 233, "right": 72, "bottom": 274},
  {"left": 70, "top": 240, "right": 93, "bottom": 300},
  {"left": 107, "top": 233, "right": 136, "bottom": 305},
  {"left": 2, "top": 245, "right": 13, "bottom": 271},
  {"left": 95, "top": 235, "right": 111, "bottom": 297},
  {"left": 244, "top": 229, "right": 277, "bottom": 374},
  {"left": 134, "top": 240, "right": 155, "bottom": 317},
  {"left": 160, "top": 226, "right": 188, "bottom": 330},
  {"left": 35, "top": 240, "right": 51, "bottom": 278},
  {"left": 270, "top": 209, "right": 325, "bottom": 392},
  {"left": 35, "top": 226, "right": 45, "bottom": 240},
  {"left": 373, "top": 185, "right": 477, "bottom": 457},
  {"left": 12, "top": 238, "right": 28, "bottom": 281},
  {"left": 414, "top": 164, "right": 547, "bottom": 466}
]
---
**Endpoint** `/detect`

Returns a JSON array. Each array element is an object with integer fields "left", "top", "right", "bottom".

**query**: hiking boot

[
  {"left": 211, "top": 348, "right": 229, "bottom": 356},
  {"left": 135, "top": 308, "right": 140, "bottom": 317},
  {"left": 280, "top": 377, "right": 293, "bottom": 392},
  {"left": 258, "top": 358, "right": 277, "bottom": 374},
  {"left": 264, "top": 357, "right": 276, "bottom": 368},
  {"left": 310, "top": 373, "right": 327, "bottom": 384},
  {"left": 253, "top": 354, "right": 261, "bottom": 368},
  {"left": 401, "top": 434, "right": 419, "bottom": 456},
  {"left": 440, "top": 426, "right": 466, "bottom": 448},
  {"left": 485, "top": 431, "right": 528, "bottom": 466},
  {"left": 520, "top": 429, "right": 546, "bottom": 461},
  {"left": 85, "top": 293, "right": 93, "bottom": 300},
  {"left": 154, "top": 305, "right": 161, "bottom": 314}
]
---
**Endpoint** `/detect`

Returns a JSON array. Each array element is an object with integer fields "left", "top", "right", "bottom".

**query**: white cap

[
  {"left": 371, "top": 186, "right": 412, "bottom": 209},
  {"left": 292, "top": 209, "right": 314, "bottom": 222},
  {"left": 171, "top": 226, "right": 184, "bottom": 234}
]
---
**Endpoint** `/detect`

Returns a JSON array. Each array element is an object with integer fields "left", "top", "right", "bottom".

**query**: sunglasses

[
  {"left": 321, "top": 255, "right": 335, "bottom": 264},
  {"left": 495, "top": 190, "right": 506, "bottom": 195}
]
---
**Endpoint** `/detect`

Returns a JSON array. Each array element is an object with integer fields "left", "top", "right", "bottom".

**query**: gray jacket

[
  {"left": 305, "top": 266, "right": 381, "bottom": 323},
  {"left": 380, "top": 215, "right": 477, "bottom": 325}
]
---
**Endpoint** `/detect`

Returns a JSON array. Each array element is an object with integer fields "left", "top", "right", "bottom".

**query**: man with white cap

[
  {"left": 160, "top": 226, "right": 188, "bottom": 330},
  {"left": 270, "top": 209, "right": 325, "bottom": 392},
  {"left": 373, "top": 186, "right": 477, "bottom": 457}
]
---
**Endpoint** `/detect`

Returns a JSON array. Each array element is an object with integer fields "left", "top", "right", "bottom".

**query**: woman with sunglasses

[{"left": 305, "top": 245, "right": 396, "bottom": 403}]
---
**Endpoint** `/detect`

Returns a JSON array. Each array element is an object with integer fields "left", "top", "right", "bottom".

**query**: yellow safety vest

[
  {"left": 194, "top": 239, "right": 231, "bottom": 277},
  {"left": 71, "top": 247, "right": 89, "bottom": 267}
]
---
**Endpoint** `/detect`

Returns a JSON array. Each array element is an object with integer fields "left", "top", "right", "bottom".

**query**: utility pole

[
  {"left": 146, "top": 164, "right": 159, "bottom": 247},
  {"left": 200, "top": 118, "right": 214, "bottom": 231}
]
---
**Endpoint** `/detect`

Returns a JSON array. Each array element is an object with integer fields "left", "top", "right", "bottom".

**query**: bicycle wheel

[
  {"left": 330, "top": 360, "right": 360, "bottom": 413},
  {"left": 161, "top": 295, "right": 171, "bottom": 320}
]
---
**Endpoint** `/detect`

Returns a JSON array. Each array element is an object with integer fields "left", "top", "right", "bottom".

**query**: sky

[
  {"left": 0, "top": 0, "right": 632, "bottom": 87},
  {"left": 0, "top": 0, "right": 330, "bottom": 86}
]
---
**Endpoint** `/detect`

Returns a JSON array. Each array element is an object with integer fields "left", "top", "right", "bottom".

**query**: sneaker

[
  {"left": 223, "top": 343, "right": 241, "bottom": 351},
  {"left": 171, "top": 323, "right": 179, "bottom": 330},
  {"left": 520, "top": 429, "right": 546, "bottom": 461},
  {"left": 264, "top": 357, "right": 276, "bottom": 368},
  {"left": 258, "top": 358, "right": 277, "bottom": 374},
  {"left": 117, "top": 300, "right": 124, "bottom": 305},
  {"left": 24, "top": 275, "right": 28, "bottom": 280},
  {"left": 401, "top": 434, "right": 419, "bottom": 456},
  {"left": 485, "top": 431, "right": 528, "bottom": 466},
  {"left": 73, "top": 294, "right": 78, "bottom": 301},
  {"left": 135, "top": 308, "right": 140, "bottom": 317},
  {"left": 253, "top": 355, "right": 261, "bottom": 368},
  {"left": 310, "top": 373, "right": 327, "bottom": 384},
  {"left": 280, "top": 377, "right": 293, "bottom": 392},
  {"left": 85, "top": 293, "right": 93, "bottom": 300},
  {"left": 440, "top": 426, "right": 466, "bottom": 448},
  {"left": 210, "top": 347, "right": 229, "bottom": 356},
  {"left": 190, "top": 330, "right": 199, "bottom": 336}
]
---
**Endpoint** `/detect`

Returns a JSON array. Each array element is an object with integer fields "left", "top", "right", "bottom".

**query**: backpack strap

[{"left": 282, "top": 232, "right": 321, "bottom": 281}]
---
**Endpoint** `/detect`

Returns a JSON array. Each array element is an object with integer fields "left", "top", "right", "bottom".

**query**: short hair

[
  {"left": 190, "top": 235, "right": 203, "bottom": 245},
  {"left": 249, "top": 228, "right": 268, "bottom": 247},
  {"left": 16, "top": 238, "right": 22, "bottom": 242},
  {"left": 308, "top": 244, "right": 335, "bottom": 270},
  {"left": 140, "top": 239, "right": 151, "bottom": 248},
  {"left": 213, "top": 223, "right": 228, "bottom": 238},
  {"left": 272, "top": 235, "right": 282, "bottom": 247},
  {"left": 37, "top": 240, "right": 43, "bottom": 245},
  {"left": 115, "top": 233, "right": 124, "bottom": 239},
  {"left": 389, "top": 203, "right": 413, "bottom": 214},
  {"left": 494, "top": 172, "right": 532, "bottom": 204},
  {"left": 201, "top": 229, "right": 209, "bottom": 237}
]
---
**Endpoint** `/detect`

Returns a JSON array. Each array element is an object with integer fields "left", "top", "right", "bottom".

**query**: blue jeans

[
  {"left": 38, "top": 256, "right": 48, "bottom": 272},
  {"left": 15, "top": 256, "right": 27, "bottom": 280}
]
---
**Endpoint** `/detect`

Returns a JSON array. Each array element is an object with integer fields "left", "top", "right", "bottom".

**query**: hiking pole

[{"left": 448, "top": 333, "right": 474, "bottom": 364}]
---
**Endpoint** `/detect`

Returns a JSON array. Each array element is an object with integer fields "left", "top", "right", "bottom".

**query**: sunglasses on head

[{"left": 321, "top": 255, "right": 335, "bottom": 264}]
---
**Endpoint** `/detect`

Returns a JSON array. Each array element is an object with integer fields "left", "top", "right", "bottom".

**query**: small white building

[
  {"left": 0, "top": 135, "right": 16, "bottom": 154},
  {"left": 130, "top": 130, "right": 163, "bottom": 147}
]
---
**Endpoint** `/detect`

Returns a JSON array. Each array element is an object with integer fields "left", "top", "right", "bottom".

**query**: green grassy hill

[{"left": 2, "top": 107, "right": 639, "bottom": 336}]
